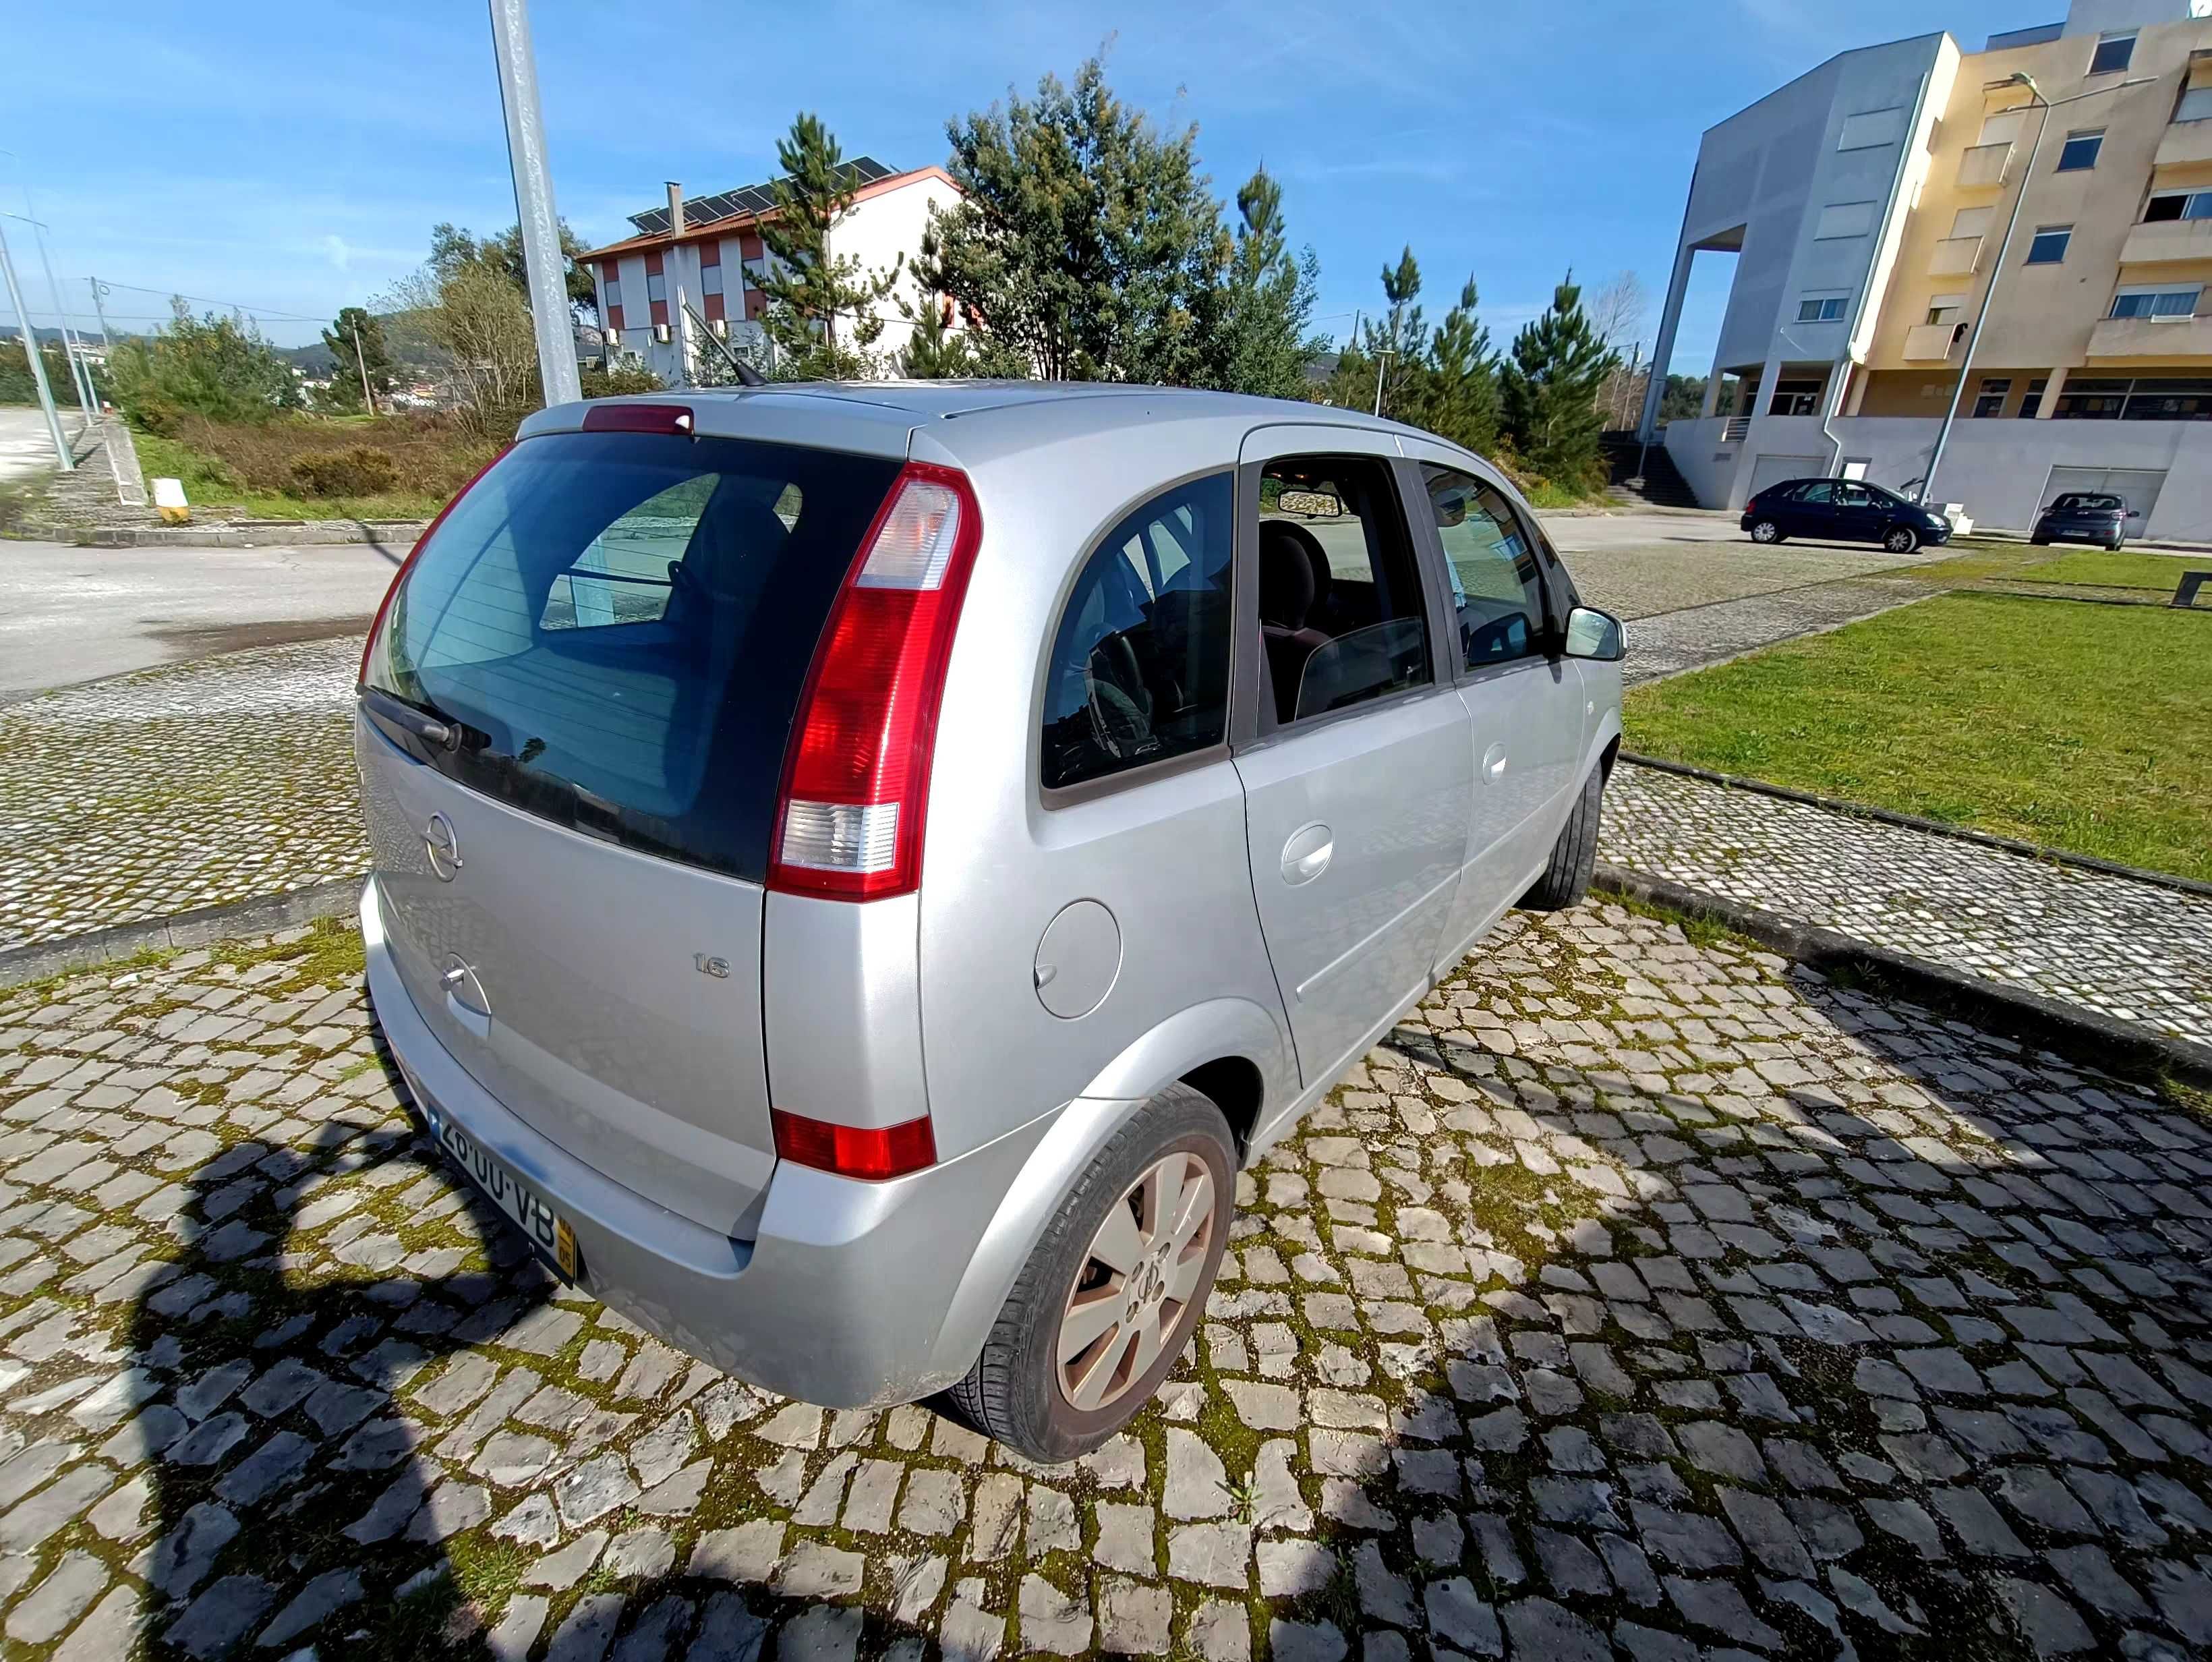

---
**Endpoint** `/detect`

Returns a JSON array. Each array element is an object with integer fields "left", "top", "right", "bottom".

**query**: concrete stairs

[{"left": 1599, "top": 432, "right": 1702, "bottom": 510}]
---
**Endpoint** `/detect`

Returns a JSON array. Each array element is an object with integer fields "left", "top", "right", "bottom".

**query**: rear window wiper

[{"left": 360, "top": 684, "right": 460, "bottom": 752}]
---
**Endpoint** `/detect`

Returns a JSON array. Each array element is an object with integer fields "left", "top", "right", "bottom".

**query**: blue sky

[{"left": 10, "top": 0, "right": 2034, "bottom": 372}]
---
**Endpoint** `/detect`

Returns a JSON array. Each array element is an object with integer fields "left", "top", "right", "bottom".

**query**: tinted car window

[
  {"left": 1041, "top": 473, "right": 1234, "bottom": 791},
  {"left": 1422, "top": 465, "right": 1547, "bottom": 670},
  {"left": 1256, "top": 457, "right": 1430, "bottom": 725},
  {"left": 1796, "top": 482, "right": 1836, "bottom": 505},
  {"left": 362, "top": 430, "right": 901, "bottom": 881},
  {"left": 1835, "top": 484, "right": 1873, "bottom": 509}
]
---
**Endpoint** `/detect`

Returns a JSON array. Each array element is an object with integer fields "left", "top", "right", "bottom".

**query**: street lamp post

[
  {"left": 487, "top": 0, "right": 582, "bottom": 409},
  {"left": 1919, "top": 71, "right": 2151, "bottom": 507}
]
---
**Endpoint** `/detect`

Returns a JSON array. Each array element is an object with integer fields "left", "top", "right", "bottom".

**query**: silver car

[{"left": 355, "top": 383, "right": 1624, "bottom": 1462}]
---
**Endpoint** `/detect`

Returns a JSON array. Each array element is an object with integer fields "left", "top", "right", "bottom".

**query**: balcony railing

[
  {"left": 2122, "top": 217, "right": 2212, "bottom": 265},
  {"left": 1930, "top": 235, "right": 1983, "bottom": 276},
  {"left": 1958, "top": 142, "right": 2012, "bottom": 188},
  {"left": 2155, "top": 119, "right": 2212, "bottom": 168},
  {"left": 1903, "top": 322, "right": 1961, "bottom": 362},
  {"left": 2088, "top": 313, "right": 2212, "bottom": 357}
]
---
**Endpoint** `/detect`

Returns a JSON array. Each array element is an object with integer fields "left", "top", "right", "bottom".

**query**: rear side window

[
  {"left": 1041, "top": 473, "right": 1233, "bottom": 792},
  {"left": 1421, "top": 465, "right": 1548, "bottom": 669},
  {"left": 363, "top": 430, "right": 901, "bottom": 880}
]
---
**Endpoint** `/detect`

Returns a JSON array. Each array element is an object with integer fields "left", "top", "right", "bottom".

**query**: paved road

[
  {"left": 0, "top": 540, "right": 401, "bottom": 699},
  {"left": 0, "top": 408, "right": 93, "bottom": 484},
  {"left": 1, "top": 904, "right": 2206, "bottom": 1661}
]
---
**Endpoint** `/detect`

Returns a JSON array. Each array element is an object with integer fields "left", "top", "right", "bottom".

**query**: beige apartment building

[{"left": 1639, "top": 0, "right": 2212, "bottom": 539}]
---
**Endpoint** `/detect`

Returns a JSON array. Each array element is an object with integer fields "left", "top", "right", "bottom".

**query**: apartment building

[
  {"left": 581, "top": 159, "right": 964, "bottom": 385},
  {"left": 1640, "top": 0, "right": 2212, "bottom": 540}
]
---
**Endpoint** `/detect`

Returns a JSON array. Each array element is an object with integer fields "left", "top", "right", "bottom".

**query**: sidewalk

[{"left": 1600, "top": 761, "right": 2212, "bottom": 1049}]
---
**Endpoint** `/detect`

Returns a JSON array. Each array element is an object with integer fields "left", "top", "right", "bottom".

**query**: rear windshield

[
  {"left": 2052, "top": 493, "right": 2121, "bottom": 511},
  {"left": 362, "top": 428, "right": 902, "bottom": 881}
]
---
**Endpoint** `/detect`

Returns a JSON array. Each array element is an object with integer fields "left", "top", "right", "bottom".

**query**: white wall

[
  {"left": 832, "top": 175, "right": 960, "bottom": 367},
  {"left": 1666, "top": 411, "right": 2212, "bottom": 538}
]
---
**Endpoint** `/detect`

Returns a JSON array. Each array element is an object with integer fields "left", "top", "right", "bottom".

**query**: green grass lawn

[
  {"left": 134, "top": 430, "right": 453, "bottom": 522},
  {"left": 1625, "top": 592, "right": 2212, "bottom": 881},
  {"left": 2018, "top": 549, "right": 2202, "bottom": 592}
]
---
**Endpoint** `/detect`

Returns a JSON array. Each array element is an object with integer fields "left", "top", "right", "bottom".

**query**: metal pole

[
  {"left": 1372, "top": 348, "right": 1395, "bottom": 417},
  {"left": 88, "top": 277, "right": 112, "bottom": 349},
  {"left": 352, "top": 321, "right": 376, "bottom": 414},
  {"left": 488, "top": 0, "right": 581, "bottom": 407},
  {"left": 25, "top": 222, "right": 96, "bottom": 420},
  {"left": 0, "top": 221, "right": 70, "bottom": 469},
  {"left": 1921, "top": 76, "right": 2147, "bottom": 505}
]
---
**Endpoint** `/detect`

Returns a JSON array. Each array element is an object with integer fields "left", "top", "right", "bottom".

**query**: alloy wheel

[{"left": 1056, "top": 1151, "right": 1216, "bottom": 1412}]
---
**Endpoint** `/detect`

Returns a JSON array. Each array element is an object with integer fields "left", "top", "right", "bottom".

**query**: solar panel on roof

[{"left": 622, "top": 157, "right": 895, "bottom": 233}]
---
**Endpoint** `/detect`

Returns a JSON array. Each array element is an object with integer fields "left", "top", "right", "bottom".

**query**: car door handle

[
  {"left": 1281, "top": 823, "right": 1333, "bottom": 886},
  {"left": 1483, "top": 743, "right": 1509, "bottom": 780}
]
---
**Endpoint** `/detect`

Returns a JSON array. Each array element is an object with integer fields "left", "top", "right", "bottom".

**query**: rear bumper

[{"left": 361, "top": 875, "right": 1053, "bottom": 1407}]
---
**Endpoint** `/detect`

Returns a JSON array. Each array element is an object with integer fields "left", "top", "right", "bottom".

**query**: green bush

[
  {"left": 289, "top": 445, "right": 400, "bottom": 498},
  {"left": 581, "top": 362, "right": 664, "bottom": 399},
  {"left": 0, "top": 339, "right": 100, "bottom": 409},
  {"left": 108, "top": 301, "right": 298, "bottom": 433}
]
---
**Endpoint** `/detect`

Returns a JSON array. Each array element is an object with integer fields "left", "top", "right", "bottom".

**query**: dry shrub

[
  {"left": 291, "top": 446, "right": 399, "bottom": 498},
  {"left": 172, "top": 412, "right": 502, "bottom": 503}
]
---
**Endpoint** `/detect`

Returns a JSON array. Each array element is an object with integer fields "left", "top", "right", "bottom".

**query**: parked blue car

[{"left": 1741, "top": 478, "right": 1954, "bottom": 554}]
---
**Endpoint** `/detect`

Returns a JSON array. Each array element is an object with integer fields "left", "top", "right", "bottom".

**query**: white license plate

[{"left": 425, "top": 1104, "right": 579, "bottom": 1281}]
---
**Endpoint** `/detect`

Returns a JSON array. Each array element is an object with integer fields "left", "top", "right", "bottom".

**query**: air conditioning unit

[
  {"left": 712, "top": 318, "right": 728, "bottom": 338},
  {"left": 653, "top": 323, "right": 671, "bottom": 344}
]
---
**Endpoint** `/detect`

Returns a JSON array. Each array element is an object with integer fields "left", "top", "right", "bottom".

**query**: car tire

[
  {"left": 1519, "top": 761, "right": 1604, "bottom": 912},
  {"left": 2107, "top": 537, "right": 2125, "bottom": 552},
  {"left": 1883, "top": 525, "right": 1920, "bottom": 554},
  {"left": 2031, "top": 534, "right": 2050, "bottom": 546},
  {"left": 937, "top": 1083, "right": 1234, "bottom": 1464},
  {"left": 1748, "top": 519, "right": 1783, "bottom": 544}
]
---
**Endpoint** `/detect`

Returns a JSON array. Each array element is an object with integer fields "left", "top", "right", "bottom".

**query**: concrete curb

[
  {"left": 0, "top": 878, "right": 363, "bottom": 990},
  {"left": 1619, "top": 753, "right": 2212, "bottom": 900},
  {"left": 47, "top": 521, "right": 430, "bottom": 549},
  {"left": 1594, "top": 862, "right": 2212, "bottom": 1092}
]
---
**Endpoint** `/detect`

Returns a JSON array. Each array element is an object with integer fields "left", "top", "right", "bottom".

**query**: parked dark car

[
  {"left": 2031, "top": 491, "right": 2136, "bottom": 550},
  {"left": 1740, "top": 478, "right": 1954, "bottom": 554}
]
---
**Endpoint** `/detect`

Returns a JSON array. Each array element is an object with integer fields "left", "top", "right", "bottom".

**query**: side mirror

[
  {"left": 2127, "top": 509, "right": 2143, "bottom": 519},
  {"left": 1561, "top": 606, "right": 1625, "bottom": 662}
]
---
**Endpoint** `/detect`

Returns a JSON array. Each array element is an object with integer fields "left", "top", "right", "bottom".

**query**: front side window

[
  {"left": 1256, "top": 457, "right": 1430, "bottom": 726},
  {"left": 1040, "top": 474, "right": 1233, "bottom": 792},
  {"left": 1834, "top": 484, "right": 1873, "bottom": 511},
  {"left": 2056, "top": 130, "right": 2104, "bottom": 172},
  {"left": 2112, "top": 287, "right": 2203, "bottom": 319},
  {"left": 2026, "top": 225, "right": 2072, "bottom": 265},
  {"left": 1422, "top": 466, "right": 1547, "bottom": 671},
  {"left": 2089, "top": 30, "right": 2134, "bottom": 74}
]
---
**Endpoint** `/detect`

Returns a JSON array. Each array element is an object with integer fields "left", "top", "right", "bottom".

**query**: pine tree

[
  {"left": 320, "top": 307, "right": 395, "bottom": 407},
  {"left": 1424, "top": 277, "right": 1500, "bottom": 454},
  {"left": 898, "top": 302, "right": 970, "bottom": 378},
  {"left": 758, "top": 113, "right": 905, "bottom": 379},
  {"left": 1320, "top": 246, "right": 1426, "bottom": 417},
  {"left": 1210, "top": 167, "right": 1325, "bottom": 398},
  {"left": 1501, "top": 272, "right": 1618, "bottom": 492}
]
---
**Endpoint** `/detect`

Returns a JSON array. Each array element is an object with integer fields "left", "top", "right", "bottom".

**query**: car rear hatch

[{"left": 357, "top": 417, "right": 906, "bottom": 1238}]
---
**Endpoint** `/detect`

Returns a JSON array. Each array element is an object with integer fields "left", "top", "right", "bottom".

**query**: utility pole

[
  {"left": 0, "top": 221, "right": 69, "bottom": 469},
  {"left": 351, "top": 320, "right": 376, "bottom": 414},
  {"left": 1920, "top": 70, "right": 2149, "bottom": 505},
  {"left": 488, "top": 0, "right": 582, "bottom": 408},
  {"left": 87, "top": 277, "right": 113, "bottom": 349},
  {"left": 23, "top": 219, "right": 97, "bottom": 421},
  {"left": 1372, "top": 348, "right": 1396, "bottom": 418}
]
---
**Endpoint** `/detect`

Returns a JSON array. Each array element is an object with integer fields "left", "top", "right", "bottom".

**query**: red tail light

[
  {"left": 768, "top": 461, "right": 983, "bottom": 900},
  {"left": 772, "top": 1109, "right": 937, "bottom": 1181},
  {"left": 357, "top": 445, "right": 511, "bottom": 687}
]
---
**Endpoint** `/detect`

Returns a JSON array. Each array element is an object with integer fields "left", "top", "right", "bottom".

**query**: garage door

[
  {"left": 1749, "top": 453, "right": 1824, "bottom": 499},
  {"left": 2041, "top": 465, "right": 2166, "bottom": 527}
]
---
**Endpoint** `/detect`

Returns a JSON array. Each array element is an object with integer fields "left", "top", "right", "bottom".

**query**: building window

[
  {"left": 1796, "top": 295, "right": 1847, "bottom": 322},
  {"left": 2144, "top": 190, "right": 2212, "bottom": 223},
  {"left": 1950, "top": 205, "right": 1994, "bottom": 239},
  {"left": 2111, "top": 286, "right": 2203, "bottom": 319},
  {"left": 2180, "top": 86, "right": 2212, "bottom": 123},
  {"left": 700, "top": 264, "right": 724, "bottom": 297},
  {"left": 1836, "top": 107, "right": 1906, "bottom": 150},
  {"left": 2018, "top": 376, "right": 2047, "bottom": 418},
  {"left": 2025, "top": 225, "right": 2072, "bottom": 265},
  {"left": 2089, "top": 30, "right": 2135, "bottom": 74},
  {"left": 2057, "top": 375, "right": 2212, "bottom": 420},
  {"left": 602, "top": 277, "right": 620, "bottom": 309},
  {"left": 2055, "top": 130, "right": 2103, "bottom": 172},
  {"left": 645, "top": 271, "right": 668, "bottom": 304},
  {"left": 1926, "top": 294, "right": 1968, "bottom": 325},
  {"left": 1767, "top": 378, "right": 1824, "bottom": 417},
  {"left": 1972, "top": 378, "right": 2012, "bottom": 418},
  {"left": 1814, "top": 200, "right": 1877, "bottom": 239}
]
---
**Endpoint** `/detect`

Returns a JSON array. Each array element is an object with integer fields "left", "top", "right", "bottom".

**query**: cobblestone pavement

[
  {"left": 3, "top": 907, "right": 2211, "bottom": 1661},
  {"left": 1617, "top": 579, "right": 1931, "bottom": 686},
  {"left": 0, "top": 640, "right": 366, "bottom": 951},
  {"left": 1600, "top": 764, "right": 2212, "bottom": 1050}
]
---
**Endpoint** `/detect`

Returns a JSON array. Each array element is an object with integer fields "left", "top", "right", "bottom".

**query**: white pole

[
  {"left": 487, "top": 0, "right": 581, "bottom": 407},
  {"left": 0, "top": 221, "right": 70, "bottom": 469},
  {"left": 25, "top": 221, "right": 96, "bottom": 422}
]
